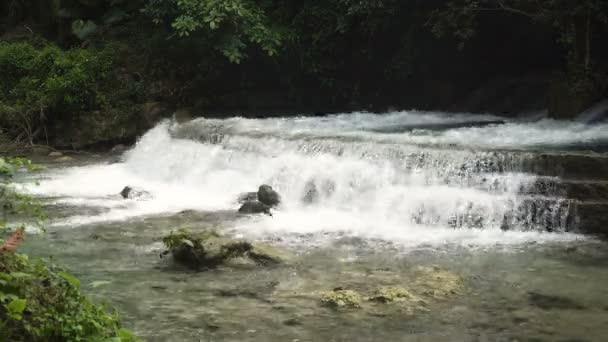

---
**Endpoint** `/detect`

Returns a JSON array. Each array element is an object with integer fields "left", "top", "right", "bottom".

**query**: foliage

[
  {"left": 429, "top": 0, "right": 608, "bottom": 65},
  {"left": 0, "top": 157, "right": 140, "bottom": 342},
  {"left": 143, "top": 0, "right": 283, "bottom": 63},
  {"left": 0, "top": 253, "right": 140, "bottom": 342},
  {"left": 0, "top": 41, "right": 142, "bottom": 144}
]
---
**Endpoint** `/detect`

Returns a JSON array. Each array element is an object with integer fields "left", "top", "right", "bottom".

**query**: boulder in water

[
  {"left": 55, "top": 156, "right": 74, "bottom": 163},
  {"left": 302, "top": 180, "right": 318, "bottom": 204},
  {"left": 162, "top": 229, "right": 286, "bottom": 269},
  {"left": 238, "top": 201, "right": 271, "bottom": 215},
  {"left": 120, "top": 186, "right": 151, "bottom": 200},
  {"left": 413, "top": 266, "right": 463, "bottom": 299},
  {"left": 110, "top": 144, "right": 127, "bottom": 154},
  {"left": 368, "top": 286, "right": 423, "bottom": 304},
  {"left": 49, "top": 151, "right": 63, "bottom": 157},
  {"left": 320, "top": 288, "right": 363, "bottom": 309},
  {"left": 258, "top": 185, "right": 280, "bottom": 207},
  {"left": 237, "top": 192, "right": 258, "bottom": 204}
]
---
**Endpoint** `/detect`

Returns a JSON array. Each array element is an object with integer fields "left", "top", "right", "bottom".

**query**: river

[{"left": 17, "top": 111, "right": 608, "bottom": 341}]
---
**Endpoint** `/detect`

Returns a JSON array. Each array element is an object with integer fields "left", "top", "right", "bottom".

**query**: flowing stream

[{"left": 17, "top": 111, "right": 608, "bottom": 341}]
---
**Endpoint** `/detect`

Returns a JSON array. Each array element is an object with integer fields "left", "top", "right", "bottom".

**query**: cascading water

[
  {"left": 17, "top": 110, "right": 608, "bottom": 342},
  {"left": 25, "top": 111, "right": 608, "bottom": 247}
]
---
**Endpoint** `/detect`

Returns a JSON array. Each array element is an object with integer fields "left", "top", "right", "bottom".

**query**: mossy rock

[
  {"left": 368, "top": 286, "right": 422, "bottom": 304},
  {"left": 413, "top": 266, "right": 464, "bottom": 299},
  {"left": 320, "top": 288, "right": 363, "bottom": 309},
  {"left": 162, "top": 229, "right": 287, "bottom": 269}
]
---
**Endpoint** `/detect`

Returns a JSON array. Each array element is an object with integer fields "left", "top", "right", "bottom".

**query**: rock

[
  {"left": 30, "top": 145, "right": 52, "bottom": 155},
  {"left": 237, "top": 192, "right": 258, "bottom": 204},
  {"left": 110, "top": 144, "right": 127, "bottom": 154},
  {"left": 258, "top": 185, "right": 280, "bottom": 207},
  {"left": 302, "top": 180, "right": 318, "bottom": 204},
  {"left": 49, "top": 151, "right": 63, "bottom": 157},
  {"left": 527, "top": 292, "right": 585, "bottom": 310},
  {"left": 283, "top": 318, "right": 301, "bottom": 326},
  {"left": 162, "top": 229, "right": 286, "bottom": 269},
  {"left": 238, "top": 201, "right": 271, "bottom": 215},
  {"left": 120, "top": 186, "right": 152, "bottom": 200},
  {"left": 55, "top": 156, "right": 74, "bottom": 163},
  {"left": 368, "top": 286, "right": 422, "bottom": 304},
  {"left": 140, "top": 102, "right": 166, "bottom": 129},
  {"left": 413, "top": 266, "right": 463, "bottom": 299},
  {"left": 248, "top": 244, "right": 291, "bottom": 266},
  {"left": 320, "top": 288, "right": 363, "bottom": 309},
  {"left": 174, "top": 108, "right": 194, "bottom": 123}
]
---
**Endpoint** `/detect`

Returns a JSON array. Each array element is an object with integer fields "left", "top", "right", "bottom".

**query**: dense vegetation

[
  {"left": 0, "top": 157, "right": 139, "bottom": 341},
  {"left": 1, "top": 0, "right": 607, "bottom": 148}
]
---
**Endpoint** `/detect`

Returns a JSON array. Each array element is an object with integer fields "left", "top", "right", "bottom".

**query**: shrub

[
  {"left": 0, "top": 41, "right": 142, "bottom": 144},
  {"left": 0, "top": 157, "right": 140, "bottom": 342}
]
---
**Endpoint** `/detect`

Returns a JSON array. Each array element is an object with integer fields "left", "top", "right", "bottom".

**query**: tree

[
  {"left": 142, "top": 0, "right": 283, "bottom": 63},
  {"left": 429, "top": 0, "right": 608, "bottom": 71}
]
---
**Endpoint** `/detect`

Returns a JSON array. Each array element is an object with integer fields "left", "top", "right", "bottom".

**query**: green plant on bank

[
  {"left": 0, "top": 157, "right": 140, "bottom": 342},
  {"left": 0, "top": 40, "right": 143, "bottom": 145}
]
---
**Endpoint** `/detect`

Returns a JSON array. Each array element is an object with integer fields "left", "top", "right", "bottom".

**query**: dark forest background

[{"left": 1, "top": 0, "right": 607, "bottom": 148}]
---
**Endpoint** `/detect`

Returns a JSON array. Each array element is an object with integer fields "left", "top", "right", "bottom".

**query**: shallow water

[{"left": 16, "top": 111, "right": 608, "bottom": 341}]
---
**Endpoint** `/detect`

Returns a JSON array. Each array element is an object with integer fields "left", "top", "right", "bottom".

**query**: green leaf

[
  {"left": 6, "top": 298, "right": 26, "bottom": 320},
  {"left": 10, "top": 272, "right": 33, "bottom": 279},
  {"left": 59, "top": 271, "right": 81, "bottom": 287}
]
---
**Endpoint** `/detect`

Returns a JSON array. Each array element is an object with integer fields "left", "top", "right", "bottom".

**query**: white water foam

[{"left": 23, "top": 111, "right": 600, "bottom": 247}]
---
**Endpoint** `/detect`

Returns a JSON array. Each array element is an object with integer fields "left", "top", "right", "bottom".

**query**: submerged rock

[
  {"left": 120, "top": 186, "right": 151, "bottom": 200},
  {"left": 258, "top": 185, "right": 280, "bottom": 207},
  {"left": 162, "top": 229, "right": 286, "bottom": 269},
  {"left": 237, "top": 192, "right": 258, "bottom": 204},
  {"left": 55, "top": 156, "right": 74, "bottom": 163},
  {"left": 368, "top": 286, "right": 422, "bottom": 304},
  {"left": 238, "top": 201, "right": 271, "bottom": 215},
  {"left": 528, "top": 292, "right": 585, "bottom": 310},
  {"left": 413, "top": 266, "right": 463, "bottom": 299},
  {"left": 49, "top": 151, "right": 63, "bottom": 157},
  {"left": 320, "top": 288, "right": 363, "bottom": 309},
  {"left": 302, "top": 180, "right": 318, "bottom": 204}
]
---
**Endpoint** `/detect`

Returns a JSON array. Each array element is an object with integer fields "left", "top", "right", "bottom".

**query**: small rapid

[{"left": 25, "top": 111, "right": 608, "bottom": 247}]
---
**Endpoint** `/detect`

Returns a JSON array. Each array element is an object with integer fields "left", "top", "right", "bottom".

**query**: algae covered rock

[
  {"left": 162, "top": 229, "right": 286, "bottom": 269},
  {"left": 368, "top": 286, "right": 422, "bottom": 304},
  {"left": 414, "top": 266, "right": 463, "bottom": 299},
  {"left": 320, "top": 288, "right": 363, "bottom": 309}
]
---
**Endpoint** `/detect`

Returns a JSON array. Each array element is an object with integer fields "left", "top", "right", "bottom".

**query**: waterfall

[{"left": 25, "top": 111, "right": 608, "bottom": 246}]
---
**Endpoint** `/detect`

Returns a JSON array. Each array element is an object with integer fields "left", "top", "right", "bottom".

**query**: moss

[
  {"left": 320, "top": 288, "right": 363, "bottom": 309},
  {"left": 413, "top": 266, "right": 463, "bottom": 299},
  {"left": 162, "top": 229, "right": 286, "bottom": 269},
  {"left": 368, "top": 286, "right": 422, "bottom": 304}
]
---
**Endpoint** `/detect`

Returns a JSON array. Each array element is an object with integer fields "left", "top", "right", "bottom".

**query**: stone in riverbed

[
  {"left": 238, "top": 201, "right": 271, "bottom": 215},
  {"left": 258, "top": 185, "right": 280, "bottom": 207},
  {"left": 55, "top": 156, "right": 74, "bottom": 162},
  {"left": 413, "top": 266, "right": 463, "bottom": 299},
  {"left": 320, "top": 288, "right": 363, "bottom": 309},
  {"left": 162, "top": 229, "right": 286, "bottom": 269},
  {"left": 368, "top": 286, "right": 422, "bottom": 304},
  {"left": 120, "top": 186, "right": 152, "bottom": 199},
  {"left": 237, "top": 192, "right": 258, "bottom": 204},
  {"left": 527, "top": 292, "right": 585, "bottom": 310},
  {"left": 49, "top": 151, "right": 63, "bottom": 157}
]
